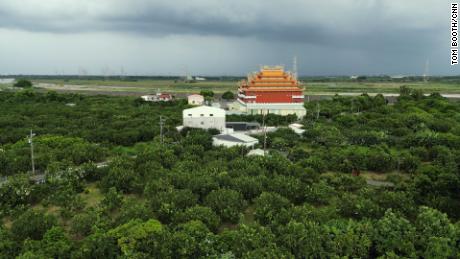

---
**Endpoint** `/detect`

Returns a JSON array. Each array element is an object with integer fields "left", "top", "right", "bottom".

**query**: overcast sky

[{"left": 0, "top": 0, "right": 456, "bottom": 76}]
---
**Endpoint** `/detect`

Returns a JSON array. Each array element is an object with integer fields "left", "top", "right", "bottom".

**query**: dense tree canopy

[{"left": 1, "top": 89, "right": 460, "bottom": 258}]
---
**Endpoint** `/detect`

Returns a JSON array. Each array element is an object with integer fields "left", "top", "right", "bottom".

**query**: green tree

[
  {"left": 100, "top": 187, "right": 123, "bottom": 212},
  {"left": 0, "top": 226, "right": 17, "bottom": 259},
  {"left": 174, "top": 205, "right": 221, "bottom": 232},
  {"left": 11, "top": 210, "right": 57, "bottom": 241},
  {"left": 200, "top": 90, "right": 214, "bottom": 98},
  {"left": 171, "top": 220, "right": 218, "bottom": 258},
  {"left": 278, "top": 220, "right": 328, "bottom": 258},
  {"left": 14, "top": 79, "right": 33, "bottom": 88},
  {"left": 116, "top": 198, "right": 153, "bottom": 225},
  {"left": 108, "top": 219, "right": 171, "bottom": 258},
  {"left": 221, "top": 91, "right": 235, "bottom": 100},
  {"left": 71, "top": 209, "right": 100, "bottom": 237},
  {"left": 148, "top": 188, "right": 198, "bottom": 223},
  {"left": 205, "top": 189, "right": 246, "bottom": 223},
  {"left": 101, "top": 156, "right": 140, "bottom": 193},
  {"left": 39, "top": 226, "right": 72, "bottom": 258},
  {"left": 254, "top": 192, "right": 291, "bottom": 226},
  {"left": 73, "top": 231, "right": 119, "bottom": 259},
  {"left": 0, "top": 174, "right": 33, "bottom": 213},
  {"left": 415, "top": 206, "right": 455, "bottom": 257},
  {"left": 323, "top": 219, "right": 373, "bottom": 258},
  {"left": 219, "top": 224, "right": 277, "bottom": 258},
  {"left": 373, "top": 210, "right": 416, "bottom": 258}
]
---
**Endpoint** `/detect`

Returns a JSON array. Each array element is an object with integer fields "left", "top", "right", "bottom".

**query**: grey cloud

[
  {"left": 0, "top": 1, "right": 446, "bottom": 45},
  {"left": 0, "top": 0, "right": 455, "bottom": 76}
]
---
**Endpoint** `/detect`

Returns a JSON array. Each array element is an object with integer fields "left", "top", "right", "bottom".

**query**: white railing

[{"left": 238, "top": 94, "right": 256, "bottom": 99}]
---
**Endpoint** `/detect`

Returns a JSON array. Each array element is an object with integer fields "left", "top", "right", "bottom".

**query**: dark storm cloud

[
  {"left": 0, "top": 0, "right": 453, "bottom": 75},
  {"left": 0, "top": 1, "right": 445, "bottom": 45}
]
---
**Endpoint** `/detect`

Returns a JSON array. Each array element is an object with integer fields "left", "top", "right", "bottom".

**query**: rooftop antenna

[
  {"left": 102, "top": 66, "right": 110, "bottom": 80},
  {"left": 293, "top": 56, "right": 298, "bottom": 80},
  {"left": 423, "top": 59, "right": 430, "bottom": 83},
  {"left": 120, "top": 66, "right": 125, "bottom": 80},
  {"left": 27, "top": 130, "right": 36, "bottom": 174},
  {"left": 78, "top": 66, "right": 88, "bottom": 78}
]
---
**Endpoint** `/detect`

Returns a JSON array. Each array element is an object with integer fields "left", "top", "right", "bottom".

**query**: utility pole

[
  {"left": 262, "top": 110, "right": 268, "bottom": 156},
  {"left": 159, "top": 116, "right": 165, "bottom": 145},
  {"left": 423, "top": 59, "right": 430, "bottom": 83},
  {"left": 316, "top": 102, "right": 320, "bottom": 120},
  {"left": 28, "top": 130, "right": 36, "bottom": 174},
  {"left": 293, "top": 56, "right": 298, "bottom": 80}
]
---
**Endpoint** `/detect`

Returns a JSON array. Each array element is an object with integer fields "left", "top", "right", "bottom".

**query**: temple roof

[{"left": 239, "top": 66, "right": 302, "bottom": 91}]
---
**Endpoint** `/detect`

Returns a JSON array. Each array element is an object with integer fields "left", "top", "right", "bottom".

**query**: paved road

[
  {"left": 366, "top": 179, "right": 395, "bottom": 187},
  {"left": 0, "top": 161, "right": 109, "bottom": 187},
  {"left": 36, "top": 83, "right": 460, "bottom": 101}
]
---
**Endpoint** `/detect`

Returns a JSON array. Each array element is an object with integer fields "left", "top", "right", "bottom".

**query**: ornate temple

[{"left": 233, "top": 66, "right": 306, "bottom": 118}]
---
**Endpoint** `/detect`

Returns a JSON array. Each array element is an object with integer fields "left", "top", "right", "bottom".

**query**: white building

[
  {"left": 183, "top": 106, "right": 226, "bottom": 132},
  {"left": 141, "top": 93, "right": 173, "bottom": 102},
  {"left": 213, "top": 133, "right": 259, "bottom": 148},
  {"left": 141, "top": 94, "right": 160, "bottom": 102},
  {"left": 247, "top": 148, "right": 265, "bottom": 156},
  {"left": 188, "top": 94, "right": 205, "bottom": 106},
  {"left": 289, "top": 123, "right": 306, "bottom": 135},
  {"left": 0, "top": 78, "right": 15, "bottom": 84}
]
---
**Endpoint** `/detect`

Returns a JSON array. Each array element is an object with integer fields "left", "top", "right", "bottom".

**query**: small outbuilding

[
  {"left": 247, "top": 148, "right": 265, "bottom": 156},
  {"left": 289, "top": 123, "right": 306, "bottom": 135},
  {"left": 183, "top": 106, "right": 226, "bottom": 132},
  {"left": 188, "top": 94, "right": 205, "bottom": 106},
  {"left": 213, "top": 133, "right": 259, "bottom": 148}
]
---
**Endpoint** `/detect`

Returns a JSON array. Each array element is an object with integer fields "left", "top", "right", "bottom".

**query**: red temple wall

[{"left": 243, "top": 90, "right": 303, "bottom": 103}]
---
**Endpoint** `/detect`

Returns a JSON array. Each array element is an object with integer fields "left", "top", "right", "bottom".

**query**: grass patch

[
  {"left": 79, "top": 183, "right": 104, "bottom": 209},
  {"left": 242, "top": 205, "right": 255, "bottom": 225}
]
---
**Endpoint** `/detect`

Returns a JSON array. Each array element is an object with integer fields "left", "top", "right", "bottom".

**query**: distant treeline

[
  {"left": 0, "top": 75, "right": 245, "bottom": 82},
  {"left": 2, "top": 75, "right": 459, "bottom": 84},
  {"left": 301, "top": 75, "right": 460, "bottom": 83}
]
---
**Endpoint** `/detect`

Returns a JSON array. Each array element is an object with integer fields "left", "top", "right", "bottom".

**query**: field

[{"left": 30, "top": 77, "right": 460, "bottom": 96}]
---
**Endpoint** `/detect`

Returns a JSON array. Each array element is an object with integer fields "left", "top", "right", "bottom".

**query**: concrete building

[
  {"left": 183, "top": 106, "right": 226, "bottom": 132},
  {"left": 0, "top": 78, "right": 15, "bottom": 84},
  {"left": 188, "top": 94, "right": 205, "bottom": 105},
  {"left": 213, "top": 133, "right": 259, "bottom": 148}
]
